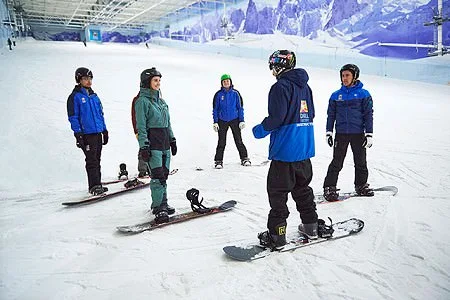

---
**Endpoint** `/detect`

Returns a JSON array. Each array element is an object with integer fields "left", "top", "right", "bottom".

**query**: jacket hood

[{"left": 278, "top": 68, "right": 309, "bottom": 88}]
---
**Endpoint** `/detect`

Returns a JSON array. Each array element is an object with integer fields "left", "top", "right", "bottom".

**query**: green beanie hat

[{"left": 221, "top": 74, "right": 231, "bottom": 81}]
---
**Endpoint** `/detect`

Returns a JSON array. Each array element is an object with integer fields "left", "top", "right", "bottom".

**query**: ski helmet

[
  {"left": 340, "top": 64, "right": 360, "bottom": 82},
  {"left": 140, "top": 67, "right": 162, "bottom": 88},
  {"left": 268, "top": 50, "right": 296, "bottom": 75},
  {"left": 75, "top": 67, "right": 93, "bottom": 83}
]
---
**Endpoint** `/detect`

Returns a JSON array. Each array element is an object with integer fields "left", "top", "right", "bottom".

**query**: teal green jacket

[{"left": 135, "top": 87, "right": 174, "bottom": 150}]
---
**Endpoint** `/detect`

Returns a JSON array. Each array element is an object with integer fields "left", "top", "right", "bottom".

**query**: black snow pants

[
  {"left": 323, "top": 133, "right": 368, "bottom": 188},
  {"left": 266, "top": 159, "right": 317, "bottom": 235}
]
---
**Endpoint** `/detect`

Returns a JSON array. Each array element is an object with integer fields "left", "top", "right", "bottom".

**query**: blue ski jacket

[
  {"left": 253, "top": 68, "right": 315, "bottom": 162},
  {"left": 212, "top": 86, "right": 244, "bottom": 123},
  {"left": 326, "top": 81, "right": 373, "bottom": 134},
  {"left": 67, "top": 85, "right": 107, "bottom": 134}
]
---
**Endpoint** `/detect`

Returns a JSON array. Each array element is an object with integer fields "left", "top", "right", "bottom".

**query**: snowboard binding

[
  {"left": 124, "top": 178, "right": 144, "bottom": 189},
  {"left": 318, "top": 217, "right": 334, "bottom": 238},
  {"left": 118, "top": 163, "right": 129, "bottom": 180},
  {"left": 186, "top": 188, "right": 211, "bottom": 214}
]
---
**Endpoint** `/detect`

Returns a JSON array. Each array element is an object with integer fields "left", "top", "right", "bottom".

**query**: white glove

[
  {"left": 326, "top": 131, "right": 333, "bottom": 147},
  {"left": 363, "top": 133, "right": 373, "bottom": 148},
  {"left": 213, "top": 123, "right": 219, "bottom": 132},
  {"left": 239, "top": 122, "right": 245, "bottom": 130}
]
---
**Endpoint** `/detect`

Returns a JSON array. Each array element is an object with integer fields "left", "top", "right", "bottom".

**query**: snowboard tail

[
  {"left": 117, "top": 200, "right": 237, "bottom": 234},
  {"left": 223, "top": 218, "right": 364, "bottom": 262}
]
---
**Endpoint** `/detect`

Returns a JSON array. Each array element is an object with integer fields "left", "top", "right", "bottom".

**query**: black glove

[
  {"left": 102, "top": 130, "right": 109, "bottom": 145},
  {"left": 170, "top": 138, "right": 177, "bottom": 156},
  {"left": 326, "top": 131, "right": 333, "bottom": 147},
  {"left": 139, "top": 147, "right": 151, "bottom": 162},
  {"left": 74, "top": 132, "right": 85, "bottom": 149}
]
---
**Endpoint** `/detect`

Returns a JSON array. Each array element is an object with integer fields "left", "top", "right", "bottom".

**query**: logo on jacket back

[{"left": 300, "top": 100, "right": 310, "bottom": 122}]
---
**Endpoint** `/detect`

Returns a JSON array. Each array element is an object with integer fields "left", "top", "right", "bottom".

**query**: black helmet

[
  {"left": 75, "top": 67, "right": 93, "bottom": 83},
  {"left": 340, "top": 64, "right": 360, "bottom": 82},
  {"left": 140, "top": 67, "right": 162, "bottom": 88},
  {"left": 268, "top": 50, "right": 296, "bottom": 75}
]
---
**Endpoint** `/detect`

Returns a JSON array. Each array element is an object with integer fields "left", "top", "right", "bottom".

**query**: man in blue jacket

[
  {"left": 212, "top": 74, "right": 250, "bottom": 168},
  {"left": 252, "top": 50, "right": 318, "bottom": 249},
  {"left": 67, "top": 67, "right": 109, "bottom": 195},
  {"left": 323, "top": 64, "right": 374, "bottom": 201}
]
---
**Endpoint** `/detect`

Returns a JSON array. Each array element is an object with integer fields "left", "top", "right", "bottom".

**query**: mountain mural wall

[{"left": 30, "top": 0, "right": 449, "bottom": 60}]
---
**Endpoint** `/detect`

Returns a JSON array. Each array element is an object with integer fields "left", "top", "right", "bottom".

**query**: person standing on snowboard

[
  {"left": 252, "top": 50, "right": 319, "bottom": 250},
  {"left": 322, "top": 64, "right": 374, "bottom": 201},
  {"left": 135, "top": 67, "right": 177, "bottom": 224},
  {"left": 212, "top": 74, "right": 250, "bottom": 168},
  {"left": 67, "top": 67, "right": 109, "bottom": 195}
]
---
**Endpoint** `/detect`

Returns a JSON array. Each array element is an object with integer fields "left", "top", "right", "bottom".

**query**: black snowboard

[
  {"left": 117, "top": 200, "right": 237, "bottom": 234},
  {"left": 223, "top": 218, "right": 364, "bottom": 261}
]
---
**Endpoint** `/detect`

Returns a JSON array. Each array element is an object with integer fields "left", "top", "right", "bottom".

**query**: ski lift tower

[{"left": 424, "top": 0, "right": 449, "bottom": 56}]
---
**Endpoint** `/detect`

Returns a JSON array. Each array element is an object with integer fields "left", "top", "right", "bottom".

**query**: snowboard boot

[
  {"left": 258, "top": 223, "right": 287, "bottom": 250},
  {"left": 89, "top": 185, "right": 108, "bottom": 196},
  {"left": 214, "top": 160, "right": 223, "bottom": 169},
  {"left": 154, "top": 210, "right": 169, "bottom": 224},
  {"left": 298, "top": 222, "right": 318, "bottom": 240},
  {"left": 152, "top": 203, "right": 175, "bottom": 215},
  {"left": 257, "top": 231, "right": 286, "bottom": 250},
  {"left": 241, "top": 158, "right": 251, "bottom": 166},
  {"left": 355, "top": 183, "right": 374, "bottom": 197},
  {"left": 323, "top": 186, "right": 339, "bottom": 201},
  {"left": 138, "top": 171, "right": 148, "bottom": 178}
]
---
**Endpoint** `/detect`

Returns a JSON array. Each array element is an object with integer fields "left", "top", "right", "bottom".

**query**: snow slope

[{"left": 0, "top": 40, "right": 449, "bottom": 299}]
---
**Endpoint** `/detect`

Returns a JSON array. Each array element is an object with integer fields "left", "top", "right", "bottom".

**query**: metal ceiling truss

[{"left": 4, "top": 0, "right": 237, "bottom": 31}]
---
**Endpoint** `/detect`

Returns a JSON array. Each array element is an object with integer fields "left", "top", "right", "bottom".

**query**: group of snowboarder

[{"left": 66, "top": 49, "right": 374, "bottom": 247}]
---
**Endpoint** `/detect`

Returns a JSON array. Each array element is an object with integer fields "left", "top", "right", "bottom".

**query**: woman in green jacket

[{"left": 135, "top": 67, "right": 177, "bottom": 224}]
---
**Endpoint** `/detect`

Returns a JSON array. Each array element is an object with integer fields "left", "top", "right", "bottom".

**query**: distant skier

[
  {"left": 7, "top": 38, "right": 12, "bottom": 50},
  {"left": 135, "top": 67, "right": 177, "bottom": 224},
  {"left": 322, "top": 64, "right": 374, "bottom": 201},
  {"left": 131, "top": 92, "right": 150, "bottom": 177},
  {"left": 67, "top": 67, "right": 109, "bottom": 195},
  {"left": 252, "top": 50, "right": 318, "bottom": 250},
  {"left": 212, "top": 74, "right": 250, "bottom": 168}
]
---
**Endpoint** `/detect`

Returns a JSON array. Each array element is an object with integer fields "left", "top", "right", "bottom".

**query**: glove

[
  {"left": 326, "top": 131, "right": 333, "bottom": 147},
  {"left": 170, "top": 138, "right": 177, "bottom": 156},
  {"left": 74, "top": 132, "right": 84, "bottom": 149},
  {"left": 213, "top": 123, "right": 219, "bottom": 132},
  {"left": 102, "top": 130, "right": 109, "bottom": 145},
  {"left": 239, "top": 122, "right": 245, "bottom": 130},
  {"left": 363, "top": 133, "right": 373, "bottom": 148},
  {"left": 139, "top": 147, "right": 151, "bottom": 162}
]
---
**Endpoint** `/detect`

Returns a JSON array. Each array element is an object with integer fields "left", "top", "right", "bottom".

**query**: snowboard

[
  {"left": 195, "top": 160, "right": 269, "bottom": 171},
  {"left": 102, "top": 168, "right": 178, "bottom": 185},
  {"left": 223, "top": 218, "right": 364, "bottom": 262},
  {"left": 117, "top": 200, "right": 237, "bottom": 234},
  {"left": 62, "top": 178, "right": 150, "bottom": 207},
  {"left": 315, "top": 185, "right": 398, "bottom": 203}
]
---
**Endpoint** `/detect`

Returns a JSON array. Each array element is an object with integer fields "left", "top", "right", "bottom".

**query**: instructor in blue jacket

[
  {"left": 67, "top": 67, "right": 109, "bottom": 196},
  {"left": 253, "top": 50, "right": 318, "bottom": 250},
  {"left": 322, "top": 64, "right": 374, "bottom": 201}
]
